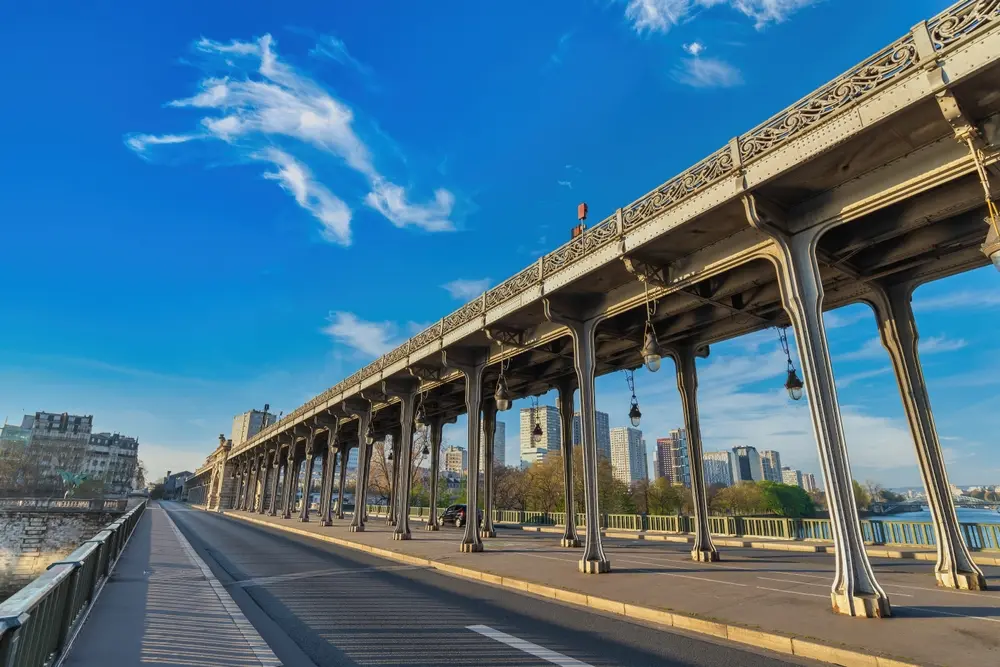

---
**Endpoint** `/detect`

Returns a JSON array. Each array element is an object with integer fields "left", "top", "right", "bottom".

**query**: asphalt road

[{"left": 165, "top": 504, "right": 817, "bottom": 667}]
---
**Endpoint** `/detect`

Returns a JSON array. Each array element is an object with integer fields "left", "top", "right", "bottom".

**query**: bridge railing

[
  {"left": 0, "top": 500, "right": 146, "bottom": 667},
  {"left": 356, "top": 504, "right": 999, "bottom": 551}
]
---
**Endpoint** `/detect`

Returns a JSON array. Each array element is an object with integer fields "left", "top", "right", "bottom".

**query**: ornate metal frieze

[
  {"left": 621, "top": 148, "right": 734, "bottom": 231},
  {"left": 411, "top": 322, "right": 442, "bottom": 349},
  {"left": 739, "top": 36, "right": 917, "bottom": 164},
  {"left": 928, "top": 0, "right": 1000, "bottom": 49},
  {"left": 383, "top": 341, "right": 409, "bottom": 366},
  {"left": 485, "top": 264, "right": 541, "bottom": 309},
  {"left": 542, "top": 214, "right": 619, "bottom": 276},
  {"left": 442, "top": 298, "right": 484, "bottom": 333}
]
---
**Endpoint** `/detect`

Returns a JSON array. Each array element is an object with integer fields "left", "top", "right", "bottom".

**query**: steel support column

[
  {"left": 555, "top": 376, "right": 581, "bottom": 547},
  {"left": 385, "top": 378, "right": 421, "bottom": 541},
  {"left": 299, "top": 428, "right": 318, "bottom": 522},
  {"left": 320, "top": 443, "right": 338, "bottom": 526},
  {"left": 673, "top": 344, "right": 720, "bottom": 562},
  {"left": 748, "top": 196, "right": 890, "bottom": 617},
  {"left": 443, "top": 348, "right": 487, "bottom": 553},
  {"left": 267, "top": 442, "right": 284, "bottom": 516},
  {"left": 867, "top": 281, "right": 987, "bottom": 590},
  {"left": 480, "top": 399, "right": 497, "bottom": 538},
  {"left": 386, "top": 430, "right": 401, "bottom": 526},
  {"left": 282, "top": 442, "right": 298, "bottom": 520},
  {"left": 336, "top": 445, "right": 350, "bottom": 519},
  {"left": 258, "top": 448, "right": 273, "bottom": 513},
  {"left": 349, "top": 399, "right": 374, "bottom": 532},
  {"left": 544, "top": 299, "right": 610, "bottom": 574},
  {"left": 425, "top": 415, "right": 453, "bottom": 531}
]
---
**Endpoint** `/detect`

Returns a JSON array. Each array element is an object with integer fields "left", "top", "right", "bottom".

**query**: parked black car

[{"left": 438, "top": 504, "right": 482, "bottom": 528}]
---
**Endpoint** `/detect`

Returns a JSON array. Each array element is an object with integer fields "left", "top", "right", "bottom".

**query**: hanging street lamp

[
  {"left": 778, "top": 326, "right": 804, "bottom": 401},
  {"left": 414, "top": 393, "right": 427, "bottom": 429},
  {"left": 529, "top": 396, "right": 542, "bottom": 443},
  {"left": 982, "top": 220, "right": 1000, "bottom": 271},
  {"left": 365, "top": 422, "right": 375, "bottom": 445},
  {"left": 625, "top": 369, "right": 641, "bottom": 427},
  {"left": 495, "top": 356, "right": 512, "bottom": 411},
  {"left": 641, "top": 283, "right": 662, "bottom": 372}
]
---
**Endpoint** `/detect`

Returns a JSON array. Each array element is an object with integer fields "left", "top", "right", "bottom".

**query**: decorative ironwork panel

[
  {"left": 542, "top": 214, "right": 619, "bottom": 276},
  {"left": 739, "top": 36, "right": 917, "bottom": 163},
  {"left": 485, "top": 264, "right": 541, "bottom": 309},
  {"left": 383, "top": 341, "right": 409, "bottom": 366},
  {"left": 621, "top": 149, "right": 734, "bottom": 231},
  {"left": 441, "top": 298, "right": 484, "bottom": 333},
  {"left": 411, "top": 322, "right": 442, "bottom": 349},
  {"left": 927, "top": 0, "right": 1000, "bottom": 49}
]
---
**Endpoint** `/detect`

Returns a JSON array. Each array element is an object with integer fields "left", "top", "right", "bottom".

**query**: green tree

[
  {"left": 758, "top": 481, "right": 815, "bottom": 517},
  {"left": 853, "top": 480, "right": 872, "bottom": 510}
]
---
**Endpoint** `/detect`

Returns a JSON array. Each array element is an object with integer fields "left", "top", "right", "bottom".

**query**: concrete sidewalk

[
  {"left": 65, "top": 503, "right": 278, "bottom": 667},
  {"left": 212, "top": 506, "right": 1000, "bottom": 667}
]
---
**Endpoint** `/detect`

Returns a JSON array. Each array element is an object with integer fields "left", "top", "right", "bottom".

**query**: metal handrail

[{"left": 0, "top": 501, "right": 146, "bottom": 667}]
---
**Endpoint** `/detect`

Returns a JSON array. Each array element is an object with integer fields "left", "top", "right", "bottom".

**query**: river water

[{"left": 879, "top": 508, "right": 1000, "bottom": 525}]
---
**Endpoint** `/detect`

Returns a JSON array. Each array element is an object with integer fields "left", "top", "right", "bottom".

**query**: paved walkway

[
  {"left": 216, "top": 507, "right": 1000, "bottom": 667},
  {"left": 65, "top": 503, "right": 279, "bottom": 667}
]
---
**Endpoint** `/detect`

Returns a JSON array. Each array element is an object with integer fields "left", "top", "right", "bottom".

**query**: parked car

[{"left": 438, "top": 504, "right": 482, "bottom": 528}]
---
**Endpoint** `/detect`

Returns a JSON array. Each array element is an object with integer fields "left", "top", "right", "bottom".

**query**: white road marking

[
  {"left": 160, "top": 505, "right": 281, "bottom": 667},
  {"left": 232, "top": 564, "right": 426, "bottom": 588},
  {"left": 755, "top": 576, "right": 914, "bottom": 597},
  {"left": 467, "top": 625, "right": 595, "bottom": 666},
  {"left": 900, "top": 606, "right": 1000, "bottom": 624}
]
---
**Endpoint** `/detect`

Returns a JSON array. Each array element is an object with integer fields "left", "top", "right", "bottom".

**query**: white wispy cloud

[
  {"left": 442, "top": 278, "right": 492, "bottom": 300},
  {"left": 310, "top": 34, "right": 372, "bottom": 78},
  {"left": 673, "top": 56, "right": 743, "bottom": 88},
  {"left": 682, "top": 41, "right": 705, "bottom": 55},
  {"left": 624, "top": 0, "right": 818, "bottom": 33},
  {"left": 547, "top": 32, "right": 573, "bottom": 68},
  {"left": 919, "top": 335, "right": 968, "bottom": 354},
  {"left": 823, "top": 308, "right": 870, "bottom": 330},
  {"left": 557, "top": 180, "right": 573, "bottom": 189},
  {"left": 127, "top": 34, "right": 455, "bottom": 243},
  {"left": 836, "top": 367, "right": 892, "bottom": 389},
  {"left": 260, "top": 148, "right": 352, "bottom": 245},
  {"left": 322, "top": 312, "right": 401, "bottom": 358},
  {"left": 838, "top": 335, "right": 968, "bottom": 362},
  {"left": 914, "top": 290, "right": 1000, "bottom": 312}
]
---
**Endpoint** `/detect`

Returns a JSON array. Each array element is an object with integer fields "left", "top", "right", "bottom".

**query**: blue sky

[{"left": 3, "top": 0, "right": 998, "bottom": 488}]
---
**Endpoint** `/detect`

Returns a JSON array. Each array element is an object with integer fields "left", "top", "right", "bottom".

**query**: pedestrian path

[
  {"left": 64, "top": 503, "right": 279, "bottom": 667},
  {"left": 215, "top": 506, "right": 1000, "bottom": 667}
]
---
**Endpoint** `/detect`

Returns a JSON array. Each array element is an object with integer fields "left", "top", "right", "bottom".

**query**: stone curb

[
  {"left": 202, "top": 507, "right": 924, "bottom": 667},
  {"left": 521, "top": 526, "right": 1000, "bottom": 566}
]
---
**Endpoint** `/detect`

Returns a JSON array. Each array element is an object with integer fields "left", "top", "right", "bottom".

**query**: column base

[
  {"left": 480, "top": 529, "right": 496, "bottom": 538},
  {"left": 266, "top": 511, "right": 277, "bottom": 517},
  {"left": 392, "top": 532, "right": 412, "bottom": 541},
  {"left": 424, "top": 524, "right": 440, "bottom": 531},
  {"left": 386, "top": 519, "right": 396, "bottom": 526},
  {"left": 692, "top": 548, "right": 720, "bottom": 562},
  {"left": 831, "top": 591, "right": 891, "bottom": 618},
  {"left": 298, "top": 517, "right": 310, "bottom": 523},
  {"left": 335, "top": 515, "right": 346, "bottom": 521},
  {"left": 560, "top": 537, "right": 582, "bottom": 548},
  {"left": 321, "top": 520, "right": 333, "bottom": 527},
  {"left": 937, "top": 570, "right": 988, "bottom": 591},
  {"left": 460, "top": 542, "right": 484, "bottom": 553},
  {"left": 579, "top": 559, "right": 611, "bottom": 574},
  {"left": 349, "top": 525, "right": 365, "bottom": 533}
]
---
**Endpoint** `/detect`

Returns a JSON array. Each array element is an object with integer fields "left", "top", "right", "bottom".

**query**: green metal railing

[
  {"left": 0, "top": 500, "right": 146, "bottom": 667},
  {"left": 360, "top": 503, "right": 999, "bottom": 552}
]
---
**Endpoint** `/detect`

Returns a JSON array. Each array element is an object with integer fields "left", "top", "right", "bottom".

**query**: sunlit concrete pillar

[
  {"left": 349, "top": 399, "right": 374, "bottom": 532},
  {"left": 673, "top": 344, "right": 720, "bottom": 562},
  {"left": 555, "top": 376, "right": 582, "bottom": 548},
  {"left": 234, "top": 464, "right": 245, "bottom": 511},
  {"left": 385, "top": 378, "right": 421, "bottom": 541},
  {"left": 245, "top": 457, "right": 258, "bottom": 511},
  {"left": 299, "top": 429, "right": 319, "bottom": 522},
  {"left": 268, "top": 442, "right": 285, "bottom": 516},
  {"left": 867, "top": 281, "right": 987, "bottom": 590},
  {"left": 545, "top": 298, "right": 610, "bottom": 574},
  {"left": 443, "top": 348, "right": 487, "bottom": 553},
  {"left": 480, "top": 399, "right": 498, "bottom": 538},
  {"left": 747, "top": 196, "right": 890, "bottom": 617}
]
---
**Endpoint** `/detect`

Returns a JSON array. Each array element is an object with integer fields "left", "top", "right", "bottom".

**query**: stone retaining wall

[{"left": 0, "top": 508, "right": 121, "bottom": 600}]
